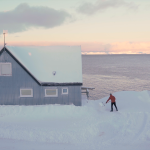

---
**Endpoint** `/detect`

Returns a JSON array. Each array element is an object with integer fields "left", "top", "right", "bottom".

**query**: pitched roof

[{"left": 3, "top": 46, "right": 82, "bottom": 85}]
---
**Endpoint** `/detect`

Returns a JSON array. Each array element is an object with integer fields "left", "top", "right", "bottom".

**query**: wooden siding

[{"left": 0, "top": 48, "right": 81, "bottom": 106}]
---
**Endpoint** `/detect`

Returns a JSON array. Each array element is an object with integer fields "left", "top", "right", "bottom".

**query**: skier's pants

[{"left": 111, "top": 102, "right": 118, "bottom": 111}]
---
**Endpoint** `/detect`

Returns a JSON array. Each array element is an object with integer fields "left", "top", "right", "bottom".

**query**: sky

[{"left": 0, "top": 0, "right": 150, "bottom": 54}]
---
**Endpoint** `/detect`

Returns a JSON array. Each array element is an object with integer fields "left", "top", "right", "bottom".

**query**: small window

[
  {"left": 0, "top": 63, "right": 12, "bottom": 76},
  {"left": 62, "top": 88, "right": 68, "bottom": 94},
  {"left": 45, "top": 89, "right": 58, "bottom": 97},
  {"left": 20, "top": 89, "right": 33, "bottom": 97}
]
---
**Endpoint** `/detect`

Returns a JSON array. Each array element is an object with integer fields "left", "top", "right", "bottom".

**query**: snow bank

[{"left": 0, "top": 91, "right": 150, "bottom": 150}]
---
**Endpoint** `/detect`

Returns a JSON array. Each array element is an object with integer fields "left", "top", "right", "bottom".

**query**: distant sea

[{"left": 82, "top": 54, "right": 150, "bottom": 100}]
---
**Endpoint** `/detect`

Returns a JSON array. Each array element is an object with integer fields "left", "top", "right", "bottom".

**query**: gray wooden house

[{"left": 0, "top": 46, "right": 82, "bottom": 106}]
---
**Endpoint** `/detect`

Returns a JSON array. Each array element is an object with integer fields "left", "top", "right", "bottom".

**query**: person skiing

[{"left": 106, "top": 93, "right": 118, "bottom": 112}]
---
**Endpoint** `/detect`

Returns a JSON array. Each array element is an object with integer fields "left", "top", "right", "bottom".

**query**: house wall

[{"left": 0, "top": 48, "right": 81, "bottom": 106}]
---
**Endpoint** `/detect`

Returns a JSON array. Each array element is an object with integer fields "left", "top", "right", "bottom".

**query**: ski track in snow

[
  {"left": 0, "top": 91, "right": 150, "bottom": 150},
  {"left": 133, "top": 112, "right": 147, "bottom": 141}
]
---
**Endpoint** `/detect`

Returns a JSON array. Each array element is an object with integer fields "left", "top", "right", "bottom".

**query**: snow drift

[{"left": 0, "top": 90, "right": 150, "bottom": 150}]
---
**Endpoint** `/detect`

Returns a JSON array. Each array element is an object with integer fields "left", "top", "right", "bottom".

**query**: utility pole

[
  {"left": 3, "top": 32, "right": 5, "bottom": 47},
  {"left": 3, "top": 30, "right": 7, "bottom": 47}
]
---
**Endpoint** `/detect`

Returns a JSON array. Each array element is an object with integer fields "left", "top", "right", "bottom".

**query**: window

[
  {"left": 20, "top": 89, "right": 33, "bottom": 97},
  {"left": 62, "top": 88, "right": 68, "bottom": 94},
  {"left": 0, "top": 63, "right": 12, "bottom": 76},
  {"left": 45, "top": 89, "right": 58, "bottom": 97}
]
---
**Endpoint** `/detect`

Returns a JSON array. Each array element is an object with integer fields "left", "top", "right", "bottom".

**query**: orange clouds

[
  {"left": 110, "top": 42, "right": 150, "bottom": 54},
  {"left": 0, "top": 41, "right": 150, "bottom": 54},
  {"left": 81, "top": 41, "right": 150, "bottom": 54}
]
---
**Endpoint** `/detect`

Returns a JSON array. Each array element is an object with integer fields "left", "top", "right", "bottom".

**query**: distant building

[{"left": 0, "top": 46, "right": 82, "bottom": 106}]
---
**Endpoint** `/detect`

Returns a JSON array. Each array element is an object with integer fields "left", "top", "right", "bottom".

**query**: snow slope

[{"left": 0, "top": 91, "right": 150, "bottom": 150}]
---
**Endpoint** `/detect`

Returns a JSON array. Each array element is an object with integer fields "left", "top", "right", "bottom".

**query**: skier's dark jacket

[{"left": 106, "top": 94, "right": 116, "bottom": 103}]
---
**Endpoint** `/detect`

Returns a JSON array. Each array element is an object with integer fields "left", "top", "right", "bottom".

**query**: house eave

[{"left": 41, "top": 82, "right": 83, "bottom": 86}]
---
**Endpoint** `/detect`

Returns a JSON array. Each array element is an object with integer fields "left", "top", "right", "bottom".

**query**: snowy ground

[{"left": 0, "top": 91, "right": 150, "bottom": 150}]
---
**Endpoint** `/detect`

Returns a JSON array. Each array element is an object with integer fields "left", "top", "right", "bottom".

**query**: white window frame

[
  {"left": 62, "top": 87, "right": 68, "bottom": 95},
  {"left": 45, "top": 89, "right": 58, "bottom": 97},
  {"left": 20, "top": 89, "right": 33, "bottom": 97},
  {"left": 0, "top": 63, "right": 12, "bottom": 76}
]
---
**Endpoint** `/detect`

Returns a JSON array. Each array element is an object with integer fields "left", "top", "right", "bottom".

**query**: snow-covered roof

[{"left": 5, "top": 46, "right": 82, "bottom": 84}]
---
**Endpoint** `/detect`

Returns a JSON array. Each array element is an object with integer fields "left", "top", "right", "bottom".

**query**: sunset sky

[{"left": 0, "top": 0, "right": 150, "bottom": 54}]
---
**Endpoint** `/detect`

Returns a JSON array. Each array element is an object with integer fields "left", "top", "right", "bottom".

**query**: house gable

[
  {"left": 0, "top": 47, "right": 41, "bottom": 85},
  {"left": 0, "top": 47, "right": 42, "bottom": 105}
]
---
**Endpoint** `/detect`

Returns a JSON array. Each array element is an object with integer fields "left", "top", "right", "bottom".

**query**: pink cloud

[
  {"left": 110, "top": 42, "right": 150, "bottom": 54},
  {"left": 0, "top": 41, "right": 150, "bottom": 54}
]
